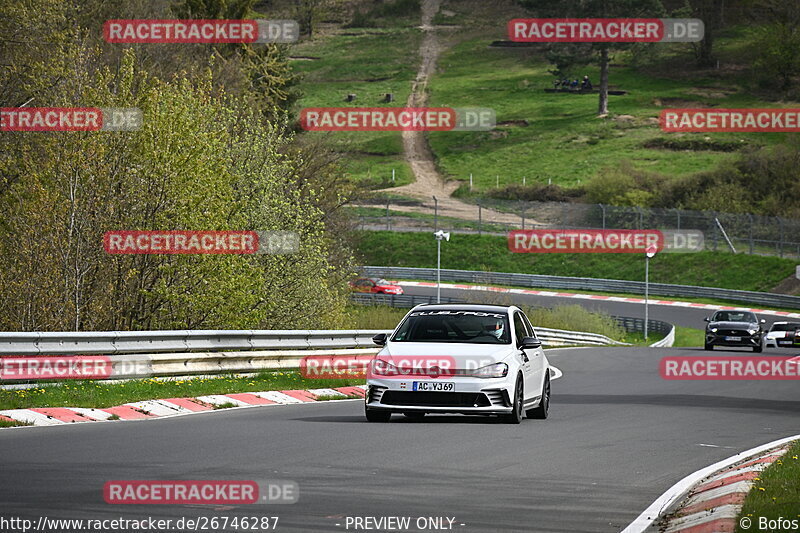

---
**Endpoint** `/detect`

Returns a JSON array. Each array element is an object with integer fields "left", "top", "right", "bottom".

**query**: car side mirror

[
  {"left": 520, "top": 336, "right": 541, "bottom": 349},
  {"left": 760, "top": 319, "right": 766, "bottom": 324},
  {"left": 372, "top": 333, "right": 387, "bottom": 346},
  {"left": 704, "top": 317, "right": 710, "bottom": 322}
]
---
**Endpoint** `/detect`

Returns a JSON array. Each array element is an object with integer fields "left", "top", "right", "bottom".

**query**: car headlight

[
  {"left": 472, "top": 362, "right": 508, "bottom": 378},
  {"left": 748, "top": 329, "right": 758, "bottom": 335},
  {"left": 710, "top": 328, "right": 718, "bottom": 333},
  {"left": 370, "top": 359, "right": 399, "bottom": 376}
]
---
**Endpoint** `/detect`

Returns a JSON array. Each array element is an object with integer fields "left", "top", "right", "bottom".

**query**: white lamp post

[
  {"left": 645, "top": 243, "right": 658, "bottom": 341},
  {"left": 434, "top": 230, "right": 450, "bottom": 303}
]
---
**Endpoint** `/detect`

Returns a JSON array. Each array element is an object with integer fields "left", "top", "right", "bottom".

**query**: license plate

[
  {"left": 779, "top": 341, "right": 791, "bottom": 345},
  {"left": 413, "top": 381, "right": 454, "bottom": 392},
  {"left": 725, "top": 336, "right": 741, "bottom": 341}
]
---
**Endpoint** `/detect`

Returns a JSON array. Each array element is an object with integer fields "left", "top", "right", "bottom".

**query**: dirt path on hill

[{"left": 374, "top": 0, "right": 531, "bottom": 227}]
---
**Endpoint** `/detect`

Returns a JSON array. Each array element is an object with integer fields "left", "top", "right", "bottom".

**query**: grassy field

[
  {"left": 289, "top": 7, "right": 422, "bottom": 189},
  {"left": 356, "top": 231, "right": 797, "bottom": 293},
  {"left": 427, "top": 33, "right": 779, "bottom": 191},
  {"left": 672, "top": 327, "right": 706, "bottom": 348},
  {"left": 421, "top": 1, "right": 788, "bottom": 191},
  {"left": 285, "top": 0, "right": 791, "bottom": 193},
  {"left": 735, "top": 442, "right": 800, "bottom": 533}
]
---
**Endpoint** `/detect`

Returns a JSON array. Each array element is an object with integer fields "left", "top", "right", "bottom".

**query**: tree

[
  {"left": 518, "top": 0, "right": 665, "bottom": 115},
  {"left": 750, "top": 0, "right": 800, "bottom": 93}
]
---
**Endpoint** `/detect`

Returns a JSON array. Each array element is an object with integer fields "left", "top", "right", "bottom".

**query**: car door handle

[{"left": 520, "top": 352, "right": 529, "bottom": 363}]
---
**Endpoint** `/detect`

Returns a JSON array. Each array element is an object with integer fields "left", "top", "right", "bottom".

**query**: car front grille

[
  {"left": 380, "top": 391, "right": 491, "bottom": 407},
  {"left": 716, "top": 329, "right": 750, "bottom": 336}
]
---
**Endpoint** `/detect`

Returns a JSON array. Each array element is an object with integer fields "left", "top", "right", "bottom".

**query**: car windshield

[
  {"left": 372, "top": 278, "right": 389, "bottom": 285},
  {"left": 712, "top": 311, "right": 757, "bottom": 322},
  {"left": 391, "top": 310, "right": 511, "bottom": 344},
  {"left": 770, "top": 323, "right": 800, "bottom": 332}
]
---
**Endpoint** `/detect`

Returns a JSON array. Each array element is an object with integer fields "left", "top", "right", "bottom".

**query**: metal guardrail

[
  {"left": 350, "top": 291, "right": 674, "bottom": 347},
  {"left": 0, "top": 330, "right": 386, "bottom": 356},
  {"left": 0, "top": 325, "right": 633, "bottom": 384},
  {"left": 0, "top": 297, "right": 675, "bottom": 383},
  {"left": 362, "top": 266, "right": 800, "bottom": 309},
  {"left": 533, "top": 327, "right": 628, "bottom": 347}
]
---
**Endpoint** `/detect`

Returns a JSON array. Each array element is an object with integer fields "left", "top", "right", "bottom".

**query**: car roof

[{"left": 411, "top": 304, "right": 515, "bottom": 313}]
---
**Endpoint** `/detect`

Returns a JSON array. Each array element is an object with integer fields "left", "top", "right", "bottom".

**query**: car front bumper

[
  {"left": 706, "top": 332, "right": 762, "bottom": 347},
  {"left": 365, "top": 376, "right": 515, "bottom": 415}
]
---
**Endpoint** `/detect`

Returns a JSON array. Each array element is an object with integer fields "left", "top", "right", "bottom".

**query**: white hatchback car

[{"left": 364, "top": 304, "right": 551, "bottom": 424}]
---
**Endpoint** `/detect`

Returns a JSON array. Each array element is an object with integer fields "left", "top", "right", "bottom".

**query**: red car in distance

[{"left": 349, "top": 277, "right": 404, "bottom": 295}]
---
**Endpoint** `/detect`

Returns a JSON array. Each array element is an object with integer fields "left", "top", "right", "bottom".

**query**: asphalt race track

[
  {"left": 1, "top": 344, "right": 798, "bottom": 532},
  {"left": 402, "top": 284, "right": 786, "bottom": 329}
]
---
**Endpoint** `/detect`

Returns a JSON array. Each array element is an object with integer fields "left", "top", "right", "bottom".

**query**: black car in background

[{"left": 704, "top": 310, "right": 765, "bottom": 352}]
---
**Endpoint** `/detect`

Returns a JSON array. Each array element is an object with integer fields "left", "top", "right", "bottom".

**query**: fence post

[
  {"left": 637, "top": 207, "right": 644, "bottom": 229},
  {"left": 599, "top": 204, "right": 606, "bottom": 229},
  {"left": 478, "top": 201, "right": 482, "bottom": 236},
  {"left": 675, "top": 208, "right": 681, "bottom": 230},
  {"left": 778, "top": 217, "right": 785, "bottom": 258},
  {"left": 386, "top": 198, "right": 390, "bottom": 231},
  {"left": 748, "top": 213, "right": 754, "bottom": 255},
  {"left": 711, "top": 211, "right": 718, "bottom": 251},
  {"left": 521, "top": 202, "right": 526, "bottom": 230}
]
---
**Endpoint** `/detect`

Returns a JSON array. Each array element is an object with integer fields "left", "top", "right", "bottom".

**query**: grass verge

[
  {"left": 672, "top": 327, "right": 706, "bottom": 348},
  {"left": 735, "top": 442, "right": 800, "bottom": 533},
  {"left": 0, "top": 419, "right": 32, "bottom": 428},
  {"left": 0, "top": 372, "right": 364, "bottom": 411},
  {"left": 356, "top": 231, "right": 797, "bottom": 294}
]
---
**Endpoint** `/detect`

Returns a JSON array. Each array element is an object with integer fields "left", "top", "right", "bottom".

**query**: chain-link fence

[{"left": 354, "top": 198, "right": 800, "bottom": 259}]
